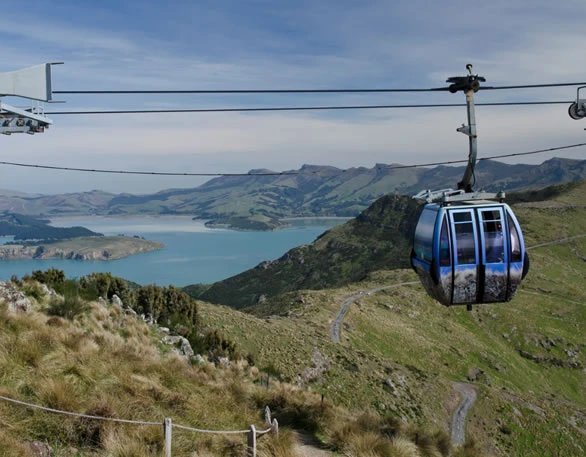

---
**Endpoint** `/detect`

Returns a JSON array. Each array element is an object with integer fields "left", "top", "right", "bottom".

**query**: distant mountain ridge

[{"left": 0, "top": 157, "right": 584, "bottom": 229}]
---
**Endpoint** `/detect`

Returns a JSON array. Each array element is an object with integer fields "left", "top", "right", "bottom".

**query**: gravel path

[
  {"left": 330, "top": 281, "right": 419, "bottom": 343},
  {"left": 451, "top": 382, "right": 477, "bottom": 446},
  {"left": 294, "top": 432, "right": 333, "bottom": 457}
]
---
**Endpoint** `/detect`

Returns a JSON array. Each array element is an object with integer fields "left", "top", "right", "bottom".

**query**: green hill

[
  {"left": 0, "top": 158, "right": 584, "bottom": 230},
  {"left": 190, "top": 180, "right": 586, "bottom": 309},
  {"left": 198, "top": 194, "right": 421, "bottom": 309},
  {"left": 197, "top": 181, "right": 586, "bottom": 457}
]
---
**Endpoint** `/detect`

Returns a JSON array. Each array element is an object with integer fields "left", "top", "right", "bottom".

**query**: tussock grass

[
  {"left": 329, "top": 412, "right": 450, "bottom": 457},
  {"left": 0, "top": 294, "right": 290, "bottom": 456},
  {"left": 256, "top": 429, "right": 298, "bottom": 457}
]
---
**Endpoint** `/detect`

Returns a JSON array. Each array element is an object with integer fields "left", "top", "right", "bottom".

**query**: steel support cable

[
  {"left": 52, "top": 81, "right": 586, "bottom": 95},
  {"left": 45, "top": 100, "right": 570, "bottom": 115},
  {"left": 0, "top": 143, "right": 584, "bottom": 177}
]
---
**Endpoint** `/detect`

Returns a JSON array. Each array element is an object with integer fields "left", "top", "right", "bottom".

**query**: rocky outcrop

[
  {"left": 162, "top": 335, "right": 195, "bottom": 358},
  {"left": 0, "top": 281, "right": 32, "bottom": 313},
  {"left": 0, "top": 236, "right": 163, "bottom": 260}
]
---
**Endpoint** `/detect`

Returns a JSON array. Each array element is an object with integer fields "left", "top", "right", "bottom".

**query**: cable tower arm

[{"left": 0, "top": 63, "right": 61, "bottom": 135}]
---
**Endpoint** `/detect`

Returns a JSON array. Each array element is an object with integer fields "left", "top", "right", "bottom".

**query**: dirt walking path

[
  {"left": 331, "top": 281, "right": 418, "bottom": 343},
  {"left": 451, "top": 382, "right": 477, "bottom": 446}
]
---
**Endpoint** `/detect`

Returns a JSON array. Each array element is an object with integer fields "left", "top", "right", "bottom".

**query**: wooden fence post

[
  {"left": 164, "top": 418, "right": 172, "bottom": 457},
  {"left": 247, "top": 424, "right": 256, "bottom": 457},
  {"left": 272, "top": 418, "right": 279, "bottom": 437}
]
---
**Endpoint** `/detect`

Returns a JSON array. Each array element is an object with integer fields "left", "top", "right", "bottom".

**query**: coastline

[{"left": 0, "top": 236, "right": 164, "bottom": 261}]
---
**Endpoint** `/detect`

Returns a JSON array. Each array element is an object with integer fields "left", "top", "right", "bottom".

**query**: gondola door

[
  {"left": 478, "top": 207, "right": 508, "bottom": 302},
  {"left": 449, "top": 209, "right": 479, "bottom": 304}
]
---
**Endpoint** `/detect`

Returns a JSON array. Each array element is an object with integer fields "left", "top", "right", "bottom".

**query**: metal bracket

[
  {"left": 412, "top": 188, "right": 504, "bottom": 204},
  {"left": 568, "top": 86, "right": 586, "bottom": 121},
  {"left": 0, "top": 100, "right": 52, "bottom": 135}
]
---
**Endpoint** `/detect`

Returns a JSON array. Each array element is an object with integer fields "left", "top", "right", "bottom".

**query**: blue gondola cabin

[{"left": 411, "top": 202, "right": 529, "bottom": 306}]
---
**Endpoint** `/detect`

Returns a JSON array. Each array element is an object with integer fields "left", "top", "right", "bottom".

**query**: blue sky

[{"left": 1, "top": 0, "right": 585, "bottom": 194}]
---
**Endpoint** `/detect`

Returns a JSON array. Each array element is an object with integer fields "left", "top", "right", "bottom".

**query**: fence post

[
  {"left": 247, "top": 424, "right": 256, "bottom": 457},
  {"left": 164, "top": 417, "right": 172, "bottom": 457},
  {"left": 272, "top": 418, "right": 279, "bottom": 437}
]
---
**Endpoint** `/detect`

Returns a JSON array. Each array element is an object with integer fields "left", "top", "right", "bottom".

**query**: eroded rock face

[
  {"left": 162, "top": 335, "right": 195, "bottom": 358},
  {"left": 0, "top": 281, "right": 32, "bottom": 313}
]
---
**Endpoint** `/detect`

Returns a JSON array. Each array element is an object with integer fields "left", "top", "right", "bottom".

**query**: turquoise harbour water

[{"left": 0, "top": 216, "right": 347, "bottom": 287}]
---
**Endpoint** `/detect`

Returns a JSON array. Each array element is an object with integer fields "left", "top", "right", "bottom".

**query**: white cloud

[{"left": 1, "top": 0, "right": 585, "bottom": 194}]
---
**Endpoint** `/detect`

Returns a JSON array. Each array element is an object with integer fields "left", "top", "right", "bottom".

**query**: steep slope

[
  {"left": 199, "top": 194, "right": 422, "bottom": 309},
  {"left": 199, "top": 185, "right": 586, "bottom": 457}
]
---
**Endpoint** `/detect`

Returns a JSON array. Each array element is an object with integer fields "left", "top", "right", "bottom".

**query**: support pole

[
  {"left": 247, "top": 424, "right": 257, "bottom": 457},
  {"left": 458, "top": 88, "right": 478, "bottom": 192},
  {"left": 446, "top": 64, "right": 484, "bottom": 193},
  {"left": 164, "top": 418, "right": 172, "bottom": 457}
]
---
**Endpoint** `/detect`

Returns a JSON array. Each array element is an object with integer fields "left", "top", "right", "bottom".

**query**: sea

[{"left": 0, "top": 216, "right": 348, "bottom": 287}]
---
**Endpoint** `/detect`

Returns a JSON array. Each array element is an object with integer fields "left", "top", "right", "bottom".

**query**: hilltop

[{"left": 0, "top": 157, "right": 584, "bottom": 230}]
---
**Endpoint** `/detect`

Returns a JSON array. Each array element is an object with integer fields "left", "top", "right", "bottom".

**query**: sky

[{"left": 1, "top": 0, "right": 585, "bottom": 195}]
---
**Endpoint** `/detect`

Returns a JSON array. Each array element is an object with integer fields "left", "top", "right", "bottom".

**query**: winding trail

[
  {"left": 330, "top": 281, "right": 418, "bottom": 343},
  {"left": 451, "top": 382, "right": 477, "bottom": 446},
  {"left": 294, "top": 432, "right": 333, "bottom": 457}
]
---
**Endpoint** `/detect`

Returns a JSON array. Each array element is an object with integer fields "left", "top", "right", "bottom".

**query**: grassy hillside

[
  {"left": 1, "top": 278, "right": 473, "bottom": 457},
  {"left": 193, "top": 180, "right": 586, "bottom": 309},
  {"left": 198, "top": 185, "right": 586, "bottom": 457},
  {"left": 0, "top": 181, "right": 584, "bottom": 457}
]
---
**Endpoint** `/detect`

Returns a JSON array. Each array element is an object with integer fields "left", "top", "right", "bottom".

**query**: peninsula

[
  {"left": 0, "top": 236, "right": 164, "bottom": 260},
  {"left": 0, "top": 213, "right": 163, "bottom": 260}
]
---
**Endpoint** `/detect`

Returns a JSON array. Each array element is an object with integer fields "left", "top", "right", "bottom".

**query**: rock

[
  {"left": 124, "top": 307, "right": 137, "bottom": 318},
  {"left": 98, "top": 296, "right": 107, "bottom": 306},
  {"left": 217, "top": 357, "right": 231, "bottom": 367},
  {"left": 0, "top": 281, "right": 32, "bottom": 313},
  {"left": 39, "top": 283, "right": 58, "bottom": 298},
  {"left": 301, "top": 350, "right": 329, "bottom": 383},
  {"left": 159, "top": 327, "right": 170, "bottom": 334},
  {"left": 141, "top": 313, "right": 156, "bottom": 325},
  {"left": 467, "top": 367, "right": 491, "bottom": 385},
  {"left": 111, "top": 294, "right": 123, "bottom": 307},
  {"left": 25, "top": 441, "right": 53, "bottom": 457},
  {"left": 162, "top": 335, "right": 194, "bottom": 358},
  {"left": 192, "top": 354, "right": 206, "bottom": 364},
  {"left": 383, "top": 378, "right": 400, "bottom": 397}
]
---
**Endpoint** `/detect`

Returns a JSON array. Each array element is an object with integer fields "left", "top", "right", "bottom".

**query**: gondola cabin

[{"left": 411, "top": 202, "right": 529, "bottom": 306}]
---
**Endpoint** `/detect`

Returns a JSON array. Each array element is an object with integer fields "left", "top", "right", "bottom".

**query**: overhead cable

[
  {"left": 46, "top": 100, "right": 571, "bottom": 115},
  {"left": 1, "top": 143, "right": 584, "bottom": 177},
  {"left": 53, "top": 81, "right": 586, "bottom": 95}
]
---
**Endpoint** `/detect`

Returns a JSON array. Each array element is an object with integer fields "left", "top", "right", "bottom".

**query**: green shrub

[
  {"left": 47, "top": 295, "right": 88, "bottom": 320},
  {"left": 31, "top": 268, "right": 66, "bottom": 287},
  {"left": 21, "top": 283, "right": 45, "bottom": 301}
]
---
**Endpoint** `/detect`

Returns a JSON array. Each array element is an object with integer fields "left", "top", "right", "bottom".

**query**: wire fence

[{"left": 0, "top": 394, "right": 278, "bottom": 457}]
